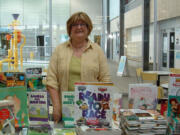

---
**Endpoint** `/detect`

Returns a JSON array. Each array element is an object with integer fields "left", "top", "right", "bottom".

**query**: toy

[{"left": 0, "top": 14, "right": 26, "bottom": 72}]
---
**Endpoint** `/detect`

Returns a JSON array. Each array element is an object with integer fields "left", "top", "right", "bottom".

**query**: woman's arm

[{"left": 47, "top": 86, "right": 61, "bottom": 123}]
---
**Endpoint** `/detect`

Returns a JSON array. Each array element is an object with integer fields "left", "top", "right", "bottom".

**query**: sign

[{"left": 117, "top": 56, "right": 127, "bottom": 76}]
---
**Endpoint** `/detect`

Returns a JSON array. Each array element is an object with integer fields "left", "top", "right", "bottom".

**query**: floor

[{"left": 108, "top": 60, "right": 138, "bottom": 108}]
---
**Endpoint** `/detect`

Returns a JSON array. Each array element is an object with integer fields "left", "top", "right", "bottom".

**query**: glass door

[
  {"left": 162, "top": 33, "right": 168, "bottom": 68},
  {"left": 161, "top": 29, "right": 175, "bottom": 70}
]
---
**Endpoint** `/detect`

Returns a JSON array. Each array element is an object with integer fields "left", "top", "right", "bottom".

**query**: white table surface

[{"left": 143, "top": 71, "right": 170, "bottom": 75}]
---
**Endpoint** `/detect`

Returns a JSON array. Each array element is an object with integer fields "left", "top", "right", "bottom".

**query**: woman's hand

[
  {"left": 47, "top": 86, "right": 61, "bottom": 123},
  {"left": 53, "top": 105, "right": 61, "bottom": 123}
]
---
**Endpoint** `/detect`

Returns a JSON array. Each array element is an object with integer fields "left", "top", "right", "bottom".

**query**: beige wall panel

[
  {"left": 110, "top": 17, "right": 119, "bottom": 33},
  {"left": 125, "top": 5, "right": 142, "bottom": 29},
  {"left": 150, "top": 0, "right": 180, "bottom": 22}
]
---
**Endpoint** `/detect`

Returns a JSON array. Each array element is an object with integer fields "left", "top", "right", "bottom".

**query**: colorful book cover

[
  {"left": 0, "top": 72, "right": 25, "bottom": 87},
  {"left": 112, "top": 93, "right": 122, "bottom": 129},
  {"left": 53, "top": 128, "right": 76, "bottom": 135},
  {"left": 0, "top": 86, "right": 28, "bottom": 127},
  {"left": 0, "top": 100, "right": 15, "bottom": 134},
  {"left": 128, "top": 83, "right": 158, "bottom": 110},
  {"left": 168, "top": 74, "right": 180, "bottom": 96},
  {"left": 167, "top": 95, "right": 180, "bottom": 120},
  {"left": 74, "top": 82, "right": 113, "bottom": 128},
  {"left": 25, "top": 68, "right": 45, "bottom": 91},
  {"left": 62, "top": 91, "right": 75, "bottom": 128},
  {"left": 28, "top": 124, "right": 51, "bottom": 135},
  {"left": 28, "top": 91, "right": 49, "bottom": 124}
]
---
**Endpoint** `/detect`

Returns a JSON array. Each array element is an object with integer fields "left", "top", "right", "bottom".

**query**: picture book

[
  {"left": 62, "top": 91, "right": 75, "bottom": 128},
  {"left": 53, "top": 128, "right": 76, "bottom": 135},
  {"left": 168, "top": 74, "right": 180, "bottom": 96},
  {"left": 28, "top": 124, "right": 51, "bottom": 135},
  {"left": 74, "top": 82, "right": 114, "bottom": 128},
  {"left": 25, "top": 67, "right": 45, "bottom": 91},
  {"left": 0, "top": 86, "right": 28, "bottom": 127},
  {"left": 167, "top": 95, "right": 180, "bottom": 120},
  {"left": 0, "top": 72, "right": 25, "bottom": 87},
  {"left": 26, "top": 67, "right": 42, "bottom": 75},
  {"left": 0, "top": 100, "right": 15, "bottom": 134},
  {"left": 128, "top": 83, "right": 158, "bottom": 110},
  {"left": 28, "top": 91, "right": 49, "bottom": 125},
  {"left": 112, "top": 93, "right": 122, "bottom": 129}
]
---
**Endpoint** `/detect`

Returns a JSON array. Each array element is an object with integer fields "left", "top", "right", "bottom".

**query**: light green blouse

[{"left": 68, "top": 55, "right": 81, "bottom": 91}]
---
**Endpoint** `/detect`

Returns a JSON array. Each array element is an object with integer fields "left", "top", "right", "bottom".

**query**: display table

[{"left": 144, "top": 71, "right": 170, "bottom": 86}]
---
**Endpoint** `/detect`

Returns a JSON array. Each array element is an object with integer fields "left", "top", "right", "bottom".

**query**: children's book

[
  {"left": 0, "top": 100, "right": 15, "bottom": 134},
  {"left": 167, "top": 74, "right": 180, "bottom": 133},
  {"left": 53, "top": 128, "right": 76, "bottom": 135},
  {"left": 62, "top": 91, "right": 75, "bottom": 128},
  {"left": 25, "top": 68, "right": 45, "bottom": 91},
  {"left": 112, "top": 93, "right": 122, "bottom": 129},
  {"left": 28, "top": 124, "right": 51, "bottom": 135},
  {"left": 28, "top": 91, "right": 49, "bottom": 125},
  {"left": 167, "top": 95, "right": 180, "bottom": 120},
  {"left": 168, "top": 74, "right": 180, "bottom": 96},
  {"left": 74, "top": 82, "right": 114, "bottom": 128},
  {"left": 128, "top": 83, "right": 158, "bottom": 110},
  {"left": 0, "top": 86, "right": 28, "bottom": 127},
  {"left": 0, "top": 72, "right": 25, "bottom": 87}
]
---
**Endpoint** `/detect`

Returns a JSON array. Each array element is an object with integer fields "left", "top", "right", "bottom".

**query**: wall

[{"left": 70, "top": 0, "right": 102, "bottom": 25}]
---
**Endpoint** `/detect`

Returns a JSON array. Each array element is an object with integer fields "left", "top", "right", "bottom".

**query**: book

[
  {"left": 168, "top": 74, "right": 180, "bottom": 96},
  {"left": 62, "top": 91, "right": 75, "bottom": 128},
  {"left": 74, "top": 82, "right": 114, "bottom": 128},
  {"left": 28, "top": 124, "right": 51, "bottom": 135},
  {"left": 0, "top": 100, "right": 15, "bottom": 134},
  {"left": 28, "top": 91, "right": 49, "bottom": 125},
  {"left": 167, "top": 95, "right": 180, "bottom": 120},
  {"left": 128, "top": 83, "right": 158, "bottom": 110},
  {"left": 112, "top": 93, "right": 122, "bottom": 129},
  {"left": 0, "top": 72, "right": 25, "bottom": 87},
  {"left": 53, "top": 128, "right": 76, "bottom": 135},
  {"left": 0, "top": 86, "right": 28, "bottom": 127},
  {"left": 26, "top": 67, "right": 45, "bottom": 91}
]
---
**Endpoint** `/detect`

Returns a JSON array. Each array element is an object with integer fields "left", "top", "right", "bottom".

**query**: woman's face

[{"left": 70, "top": 20, "right": 88, "bottom": 40}]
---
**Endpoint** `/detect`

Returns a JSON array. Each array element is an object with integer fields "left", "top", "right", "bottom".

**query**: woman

[{"left": 46, "top": 12, "right": 111, "bottom": 122}]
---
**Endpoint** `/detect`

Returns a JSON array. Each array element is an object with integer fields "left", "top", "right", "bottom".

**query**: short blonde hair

[{"left": 66, "top": 12, "right": 93, "bottom": 36}]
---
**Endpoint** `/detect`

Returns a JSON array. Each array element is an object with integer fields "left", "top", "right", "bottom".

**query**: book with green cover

[
  {"left": 62, "top": 91, "right": 75, "bottom": 128},
  {"left": 0, "top": 86, "right": 28, "bottom": 127}
]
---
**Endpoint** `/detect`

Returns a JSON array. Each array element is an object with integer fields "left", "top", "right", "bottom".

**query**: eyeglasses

[{"left": 71, "top": 23, "right": 87, "bottom": 28}]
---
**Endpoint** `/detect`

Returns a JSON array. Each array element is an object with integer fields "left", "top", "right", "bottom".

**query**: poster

[{"left": 117, "top": 56, "right": 127, "bottom": 76}]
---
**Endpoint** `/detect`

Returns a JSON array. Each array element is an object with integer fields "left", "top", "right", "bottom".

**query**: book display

[
  {"left": 0, "top": 72, "right": 176, "bottom": 135},
  {"left": 120, "top": 109, "right": 167, "bottom": 135}
]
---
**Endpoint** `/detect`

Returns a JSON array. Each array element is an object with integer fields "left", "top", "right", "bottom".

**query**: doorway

[
  {"left": 37, "top": 35, "right": 44, "bottom": 58},
  {"left": 161, "top": 29, "right": 175, "bottom": 70}
]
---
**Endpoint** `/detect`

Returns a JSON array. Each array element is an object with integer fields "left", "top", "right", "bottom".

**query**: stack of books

[{"left": 120, "top": 109, "right": 167, "bottom": 135}]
